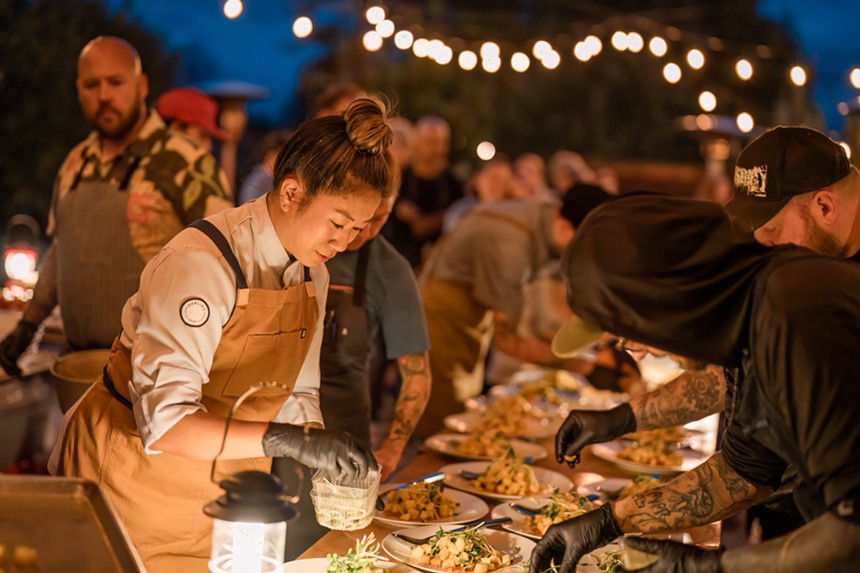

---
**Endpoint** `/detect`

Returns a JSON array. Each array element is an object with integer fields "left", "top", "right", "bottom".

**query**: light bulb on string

[
  {"left": 736, "top": 112, "right": 754, "bottom": 133},
  {"left": 412, "top": 38, "right": 430, "bottom": 58},
  {"left": 687, "top": 49, "right": 705, "bottom": 69},
  {"left": 790, "top": 65, "right": 807, "bottom": 86},
  {"left": 292, "top": 16, "right": 312, "bottom": 38},
  {"left": 698, "top": 91, "right": 717, "bottom": 112},
  {"left": 376, "top": 19, "right": 394, "bottom": 39},
  {"left": 511, "top": 52, "right": 530, "bottom": 72},
  {"left": 583, "top": 35, "right": 602, "bottom": 56},
  {"left": 427, "top": 39, "right": 444, "bottom": 61},
  {"left": 663, "top": 62, "right": 682, "bottom": 84},
  {"left": 532, "top": 40, "right": 552, "bottom": 60},
  {"left": 480, "top": 41, "right": 500, "bottom": 60},
  {"left": 223, "top": 0, "right": 242, "bottom": 19},
  {"left": 696, "top": 114, "right": 714, "bottom": 131},
  {"left": 851, "top": 68, "right": 860, "bottom": 89},
  {"left": 735, "top": 59, "right": 753, "bottom": 80},
  {"left": 394, "top": 30, "right": 413, "bottom": 50},
  {"left": 482, "top": 56, "right": 502, "bottom": 73},
  {"left": 649, "top": 36, "right": 667, "bottom": 57},
  {"left": 365, "top": 6, "right": 385, "bottom": 25},
  {"left": 459, "top": 50, "right": 478, "bottom": 70},
  {"left": 477, "top": 141, "right": 496, "bottom": 160},
  {"left": 436, "top": 46, "right": 453, "bottom": 65},
  {"left": 363, "top": 30, "right": 383, "bottom": 52},
  {"left": 541, "top": 50, "right": 561, "bottom": 69},
  {"left": 573, "top": 41, "right": 592, "bottom": 62},
  {"left": 626, "top": 32, "right": 644, "bottom": 53},
  {"left": 611, "top": 31, "right": 628, "bottom": 51}
]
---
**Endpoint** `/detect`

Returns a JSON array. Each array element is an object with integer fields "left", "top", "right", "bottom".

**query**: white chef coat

[{"left": 118, "top": 196, "right": 328, "bottom": 452}]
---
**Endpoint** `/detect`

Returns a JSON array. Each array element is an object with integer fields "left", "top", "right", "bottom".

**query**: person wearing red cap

[{"left": 156, "top": 87, "right": 231, "bottom": 153}]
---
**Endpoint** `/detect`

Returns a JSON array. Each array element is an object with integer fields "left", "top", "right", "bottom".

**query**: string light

[
  {"left": 532, "top": 40, "right": 552, "bottom": 60},
  {"left": 736, "top": 112, "right": 754, "bottom": 133},
  {"left": 790, "top": 65, "right": 807, "bottom": 86},
  {"left": 458, "top": 50, "right": 478, "bottom": 70},
  {"left": 838, "top": 102, "right": 850, "bottom": 116},
  {"left": 573, "top": 41, "right": 592, "bottom": 62},
  {"left": 292, "top": 16, "right": 312, "bottom": 38},
  {"left": 696, "top": 114, "right": 714, "bottom": 130},
  {"left": 477, "top": 141, "right": 496, "bottom": 160},
  {"left": 663, "top": 62, "right": 682, "bottom": 83},
  {"left": 223, "top": 0, "right": 242, "bottom": 19},
  {"left": 480, "top": 42, "right": 501, "bottom": 60},
  {"left": 363, "top": 30, "right": 383, "bottom": 52},
  {"left": 611, "top": 31, "right": 628, "bottom": 51},
  {"left": 735, "top": 59, "right": 753, "bottom": 80},
  {"left": 511, "top": 52, "right": 530, "bottom": 72},
  {"left": 542, "top": 50, "right": 561, "bottom": 69},
  {"left": 365, "top": 6, "right": 385, "bottom": 25},
  {"left": 626, "top": 32, "right": 644, "bottom": 53},
  {"left": 850, "top": 68, "right": 860, "bottom": 89},
  {"left": 394, "top": 30, "right": 413, "bottom": 50},
  {"left": 698, "top": 90, "right": 717, "bottom": 112},
  {"left": 435, "top": 45, "right": 453, "bottom": 65},
  {"left": 649, "top": 36, "right": 667, "bottom": 57},
  {"left": 584, "top": 35, "right": 602, "bottom": 56},
  {"left": 687, "top": 49, "right": 705, "bottom": 69},
  {"left": 412, "top": 38, "right": 430, "bottom": 58},
  {"left": 376, "top": 19, "right": 394, "bottom": 39},
  {"left": 482, "top": 56, "right": 502, "bottom": 73}
]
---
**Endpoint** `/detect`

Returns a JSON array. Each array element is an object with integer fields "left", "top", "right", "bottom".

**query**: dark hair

[{"left": 272, "top": 97, "right": 398, "bottom": 206}]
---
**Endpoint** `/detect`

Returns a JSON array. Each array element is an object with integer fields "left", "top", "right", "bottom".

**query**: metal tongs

[{"left": 375, "top": 471, "right": 446, "bottom": 511}]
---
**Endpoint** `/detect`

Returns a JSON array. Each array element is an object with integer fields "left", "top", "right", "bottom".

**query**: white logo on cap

[
  {"left": 180, "top": 297, "right": 210, "bottom": 327},
  {"left": 735, "top": 165, "right": 768, "bottom": 198}
]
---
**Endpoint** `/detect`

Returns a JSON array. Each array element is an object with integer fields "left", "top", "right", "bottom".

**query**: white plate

[
  {"left": 490, "top": 496, "right": 605, "bottom": 541},
  {"left": 467, "top": 389, "right": 578, "bottom": 418},
  {"left": 382, "top": 524, "right": 534, "bottom": 573},
  {"left": 283, "top": 557, "right": 418, "bottom": 572},
  {"left": 374, "top": 484, "right": 489, "bottom": 527},
  {"left": 424, "top": 433, "right": 548, "bottom": 462},
  {"left": 591, "top": 441, "right": 709, "bottom": 475},
  {"left": 576, "top": 477, "right": 632, "bottom": 502},
  {"left": 441, "top": 461, "right": 573, "bottom": 501},
  {"left": 443, "top": 411, "right": 561, "bottom": 440}
]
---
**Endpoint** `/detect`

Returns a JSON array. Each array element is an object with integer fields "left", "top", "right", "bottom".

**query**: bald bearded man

[{"left": 1, "top": 36, "right": 232, "bottom": 376}]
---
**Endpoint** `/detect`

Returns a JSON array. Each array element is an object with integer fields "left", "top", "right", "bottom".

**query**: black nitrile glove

[
  {"left": 556, "top": 403, "right": 636, "bottom": 467},
  {"left": 0, "top": 321, "right": 39, "bottom": 377},
  {"left": 619, "top": 537, "right": 722, "bottom": 573},
  {"left": 262, "top": 423, "right": 378, "bottom": 481},
  {"left": 529, "top": 503, "right": 624, "bottom": 573}
]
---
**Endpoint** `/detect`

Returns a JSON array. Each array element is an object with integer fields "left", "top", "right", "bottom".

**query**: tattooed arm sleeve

[
  {"left": 628, "top": 365, "right": 725, "bottom": 430},
  {"left": 612, "top": 451, "right": 772, "bottom": 532}
]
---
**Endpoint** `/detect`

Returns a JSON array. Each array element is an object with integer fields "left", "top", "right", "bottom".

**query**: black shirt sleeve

[{"left": 721, "top": 418, "right": 788, "bottom": 490}]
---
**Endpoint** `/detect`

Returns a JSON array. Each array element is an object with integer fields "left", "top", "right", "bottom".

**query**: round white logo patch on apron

[{"left": 180, "top": 298, "right": 210, "bottom": 327}]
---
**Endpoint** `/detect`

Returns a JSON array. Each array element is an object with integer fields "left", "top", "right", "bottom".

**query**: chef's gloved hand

[
  {"left": 618, "top": 537, "right": 723, "bottom": 573},
  {"left": 0, "top": 321, "right": 38, "bottom": 377},
  {"left": 529, "top": 503, "right": 624, "bottom": 573},
  {"left": 262, "top": 423, "right": 378, "bottom": 480},
  {"left": 556, "top": 403, "right": 636, "bottom": 467}
]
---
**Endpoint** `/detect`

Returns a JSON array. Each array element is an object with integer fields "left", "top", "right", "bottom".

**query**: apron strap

[
  {"left": 189, "top": 219, "right": 249, "bottom": 289},
  {"left": 352, "top": 242, "right": 371, "bottom": 306},
  {"left": 102, "top": 364, "right": 133, "bottom": 410}
]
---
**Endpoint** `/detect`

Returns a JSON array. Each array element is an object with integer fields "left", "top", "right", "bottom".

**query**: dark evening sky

[{"left": 105, "top": 0, "right": 860, "bottom": 131}]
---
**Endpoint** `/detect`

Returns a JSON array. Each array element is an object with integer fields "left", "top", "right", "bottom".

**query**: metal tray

[{"left": 0, "top": 475, "right": 146, "bottom": 572}]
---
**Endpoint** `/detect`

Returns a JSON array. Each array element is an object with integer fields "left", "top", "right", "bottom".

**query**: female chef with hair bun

[{"left": 52, "top": 97, "right": 398, "bottom": 573}]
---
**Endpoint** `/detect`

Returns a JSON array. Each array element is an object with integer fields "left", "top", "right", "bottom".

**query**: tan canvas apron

[
  {"left": 56, "top": 220, "right": 319, "bottom": 573},
  {"left": 415, "top": 210, "right": 535, "bottom": 437}
]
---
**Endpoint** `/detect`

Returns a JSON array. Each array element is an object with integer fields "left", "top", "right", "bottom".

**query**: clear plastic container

[{"left": 310, "top": 468, "right": 380, "bottom": 531}]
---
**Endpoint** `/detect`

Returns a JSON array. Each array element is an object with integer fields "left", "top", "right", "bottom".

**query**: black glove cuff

[
  {"left": 600, "top": 503, "right": 625, "bottom": 542},
  {"left": 614, "top": 402, "right": 638, "bottom": 434},
  {"left": 261, "top": 422, "right": 303, "bottom": 458}
]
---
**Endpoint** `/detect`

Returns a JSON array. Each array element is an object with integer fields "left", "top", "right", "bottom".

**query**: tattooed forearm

[
  {"left": 630, "top": 365, "right": 725, "bottom": 430},
  {"left": 384, "top": 352, "right": 431, "bottom": 445},
  {"left": 612, "top": 451, "right": 769, "bottom": 532}
]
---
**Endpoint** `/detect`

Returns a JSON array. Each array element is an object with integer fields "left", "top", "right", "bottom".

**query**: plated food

[
  {"left": 325, "top": 534, "right": 385, "bottom": 573},
  {"left": 424, "top": 433, "right": 548, "bottom": 462},
  {"left": 471, "top": 451, "right": 541, "bottom": 497},
  {"left": 442, "top": 461, "right": 573, "bottom": 501},
  {"left": 375, "top": 483, "right": 490, "bottom": 527},
  {"left": 443, "top": 412, "right": 560, "bottom": 440},
  {"left": 618, "top": 439, "right": 683, "bottom": 468},
  {"left": 590, "top": 441, "right": 708, "bottom": 475},
  {"left": 524, "top": 492, "right": 598, "bottom": 536},
  {"left": 382, "top": 525, "right": 534, "bottom": 573}
]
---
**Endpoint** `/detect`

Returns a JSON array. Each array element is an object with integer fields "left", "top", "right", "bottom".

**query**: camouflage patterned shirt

[{"left": 49, "top": 111, "right": 232, "bottom": 262}]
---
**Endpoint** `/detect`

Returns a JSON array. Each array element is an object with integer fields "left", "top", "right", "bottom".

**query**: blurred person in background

[
  {"left": 312, "top": 81, "right": 367, "bottom": 119},
  {"left": 237, "top": 129, "right": 294, "bottom": 204},
  {"left": 514, "top": 152, "right": 558, "bottom": 203},
  {"left": 383, "top": 115, "right": 464, "bottom": 268},
  {"left": 444, "top": 157, "right": 516, "bottom": 232},
  {"left": 548, "top": 150, "right": 597, "bottom": 196},
  {"left": 595, "top": 165, "right": 621, "bottom": 195},
  {"left": 155, "top": 87, "right": 230, "bottom": 154},
  {"left": 0, "top": 36, "right": 231, "bottom": 377},
  {"left": 388, "top": 116, "right": 416, "bottom": 171}
]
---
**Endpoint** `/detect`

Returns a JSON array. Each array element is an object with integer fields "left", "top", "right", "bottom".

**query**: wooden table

[{"left": 298, "top": 436, "right": 721, "bottom": 561}]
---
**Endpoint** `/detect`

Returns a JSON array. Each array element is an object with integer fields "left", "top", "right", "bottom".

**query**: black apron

[{"left": 319, "top": 243, "right": 372, "bottom": 446}]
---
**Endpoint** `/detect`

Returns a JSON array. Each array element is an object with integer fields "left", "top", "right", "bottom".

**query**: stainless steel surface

[{"left": 0, "top": 475, "right": 147, "bottom": 572}]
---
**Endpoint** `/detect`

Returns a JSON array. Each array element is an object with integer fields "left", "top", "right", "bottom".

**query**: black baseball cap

[{"left": 726, "top": 126, "right": 851, "bottom": 232}]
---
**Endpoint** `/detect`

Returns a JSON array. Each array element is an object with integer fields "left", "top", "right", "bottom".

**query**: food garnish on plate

[
  {"left": 472, "top": 450, "right": 540, "bottom": 496},
  {"left": 384, "top": 482, "right": 460, "bottom": 522},
  {"left": 326, "top": 533, "right": 384, "bottom": 573},
  {"left": 409, "top": 527, "right": 519, "bottom": 572}
]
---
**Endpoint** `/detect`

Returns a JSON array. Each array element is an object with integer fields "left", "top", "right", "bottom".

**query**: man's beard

[
  {"left": 800, "top": 209, "right": 848, "bottom": 257},
  {"left": 93, "top": 100, "right": 142, "bottom": 140}
]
